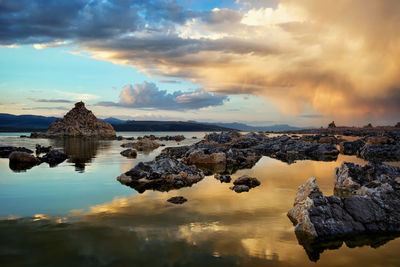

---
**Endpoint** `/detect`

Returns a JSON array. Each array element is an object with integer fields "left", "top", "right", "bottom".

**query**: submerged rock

[
  {"left": 120, "top": 149, "right": 137, "bottom": 158},
  {"left": 9, "top": 151, "right": 40, "bottom": 171},
  {"left": 43, "top": 102, "right": 116, "bottom": 138},
  {"left": 287, "top": 162, "right": 400, "bottom": 260},
  {"left": 167, "top": 196, "right": 187, "bottom": 204},
  {"left": 117, "top": 154, "right": 204, "bottom": 193}
]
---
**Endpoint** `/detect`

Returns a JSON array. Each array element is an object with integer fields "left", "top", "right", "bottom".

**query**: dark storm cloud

[
  {"left": 96, "top": 82, "right": 227, "bottom": 110},
  {"left": 0, "top": 0, "right": 202, "bottom": 45}
]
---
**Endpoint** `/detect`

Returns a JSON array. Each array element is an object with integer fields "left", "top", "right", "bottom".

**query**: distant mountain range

[{"left": 0, "top": 113, "right": 304, "bottom": 132}]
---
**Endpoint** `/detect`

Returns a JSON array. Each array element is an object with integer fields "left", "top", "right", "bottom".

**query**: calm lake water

[{"left": 1, "top": 132, "right": 400, "bottom": 266}]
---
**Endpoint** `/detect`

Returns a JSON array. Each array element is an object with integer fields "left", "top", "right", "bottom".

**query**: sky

[{"left": 0, "top": 0, "right": 399, "bottom": 127}]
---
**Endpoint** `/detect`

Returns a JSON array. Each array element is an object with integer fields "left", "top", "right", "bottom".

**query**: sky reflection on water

[{"left": 0, "top": 133, "right": 400, "bottom": 266}]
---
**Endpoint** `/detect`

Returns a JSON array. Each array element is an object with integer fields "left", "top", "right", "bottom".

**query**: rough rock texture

[
  {"left": 287, "top": 162, "right": 400, "bottom": 261},
  {"left": 167, "top": 196, "right": 187, "bottom": 204},
  {"left": 40, "top": 150, "right": 68, "bottom": 167},
  {"left": 230, "top": 175, "right": 261, "bottom": 193},
  {"left": 120, "top": 149, "right": 137, "bottom": 158},
  {"left": 117, "top": 154, "right": 204, "bottom": 193},
  {"left": 9, "top": 151, "right": 41, "bottom": 171},
  {"left": 0, "top": 146, "right": 33, "bottom": 158},
  {"left": 121, "top": 138, "right": 160, "bottom": 151},
  {"left": 44, "top": 102, "right": 116, "bottom": 138}
]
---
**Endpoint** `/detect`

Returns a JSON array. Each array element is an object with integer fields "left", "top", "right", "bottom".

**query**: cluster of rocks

[
  {"left": 287, "top": 162, "right": 400, "bottom": 261},
  {"left": 339, "top": 135, "right": 400, "bottom": 161},
  {"left": 31, "top": 102, "right": 116, "bottom": 138},
  {"left": 230, "top": 175, "right": 261, "bottom": 193},
  {"left": 2, "top": 145, "right": 68, "bottom": 171},
  {"left": 117, "top": 153, "right": 205, "bottom": 193}
]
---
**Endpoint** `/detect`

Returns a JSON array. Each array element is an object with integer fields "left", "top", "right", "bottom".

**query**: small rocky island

[{"left": 33, "top": 101, "right": 116, "bottom": 138}]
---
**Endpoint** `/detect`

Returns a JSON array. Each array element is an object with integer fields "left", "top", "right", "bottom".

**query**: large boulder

[
  {"left": 9, "top": 151, "right": 40, "bottom": 171},
  {"left": 45, "top": 102, "right": 116, "bottom": 138}
]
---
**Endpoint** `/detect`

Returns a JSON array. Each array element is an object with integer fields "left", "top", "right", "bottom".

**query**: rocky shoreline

[{"left": 287, "top": 162, "right": 400, "bottom": 261}]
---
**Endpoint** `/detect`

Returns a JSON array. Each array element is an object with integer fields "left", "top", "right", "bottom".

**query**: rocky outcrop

[
  {"left": 0, "top": 146, "right": 33, "bottom": 158},
  {"left": 121, "top": 138, "right": 160, "bottom": 151},
  {"left": 167, "top": 196, "right": 187, "bottom": 204},
  {"left": 9, "top": 151, "right": 41, "bottom": 171},
  {"left": 117, "top": 154, "right": 204, "bottom": 193},
  {"left": 287, "top": 162, "right": 400, "bottom": 260},
  {"left": 120, "top": 149, "right": 137, "bottom": 158},
  {"left": 42, "top": 102, "right": 116, "bottom": 138},
  {"left": 230, "top": 175, "right": 261, "bottom": 193},
  {"left": 328, "top": 121, "right": 336, "bottom": 128}
]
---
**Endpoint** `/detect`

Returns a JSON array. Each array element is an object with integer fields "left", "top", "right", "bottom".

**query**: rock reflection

[
  {"left": 294, "top": 231, "right": 400, "bottom": 262},
  {"left": 50, "top": 138, "right": 112, "bottom": 172}
]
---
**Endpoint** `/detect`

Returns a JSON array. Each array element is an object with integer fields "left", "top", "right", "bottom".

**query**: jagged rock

[
  {"left": 117, "top": 154, "right": 204, "bottom": 193},
  {"left": 214, "top": 174, "right": 231, "bottom": 183},
  {"left": 328, "top": 121, "right": 336, "bottom": 128},
  {"left": 359, "top": 144, "right": 400, "bottom": 162},
  {"left": 167, "top": 196, "right": 187, "bottom": 204},
  {"left": 35, "top": 144, "right": 52, "bottom": 155},
  {"left": 120, "top": 149, "right": 137, "bottom": 158},
  {"left": 9, "top": 151, "right": 40, "bottom": 171},
  {"left": 121, "top": 138, "right": 160, "bottom": 151},
  {"left": 44, "top": 102, "right": 116, "bottom": 138},
  {"left": 205, "top": 131, "right": 241, "bottom": 144},
  {"left": 288, "top": 162, "right": 400, "bottom": 261},
  {"left": 0, "top": 146, "right": 33, "bottom": 158},
  {"left": 40, "top": 150, "right": 68, "bottom": 167}
]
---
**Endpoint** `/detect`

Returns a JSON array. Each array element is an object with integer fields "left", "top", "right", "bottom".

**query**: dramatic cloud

[
  {"left": 97, "top": 82, "right": 227, "bottom": 110},
  {"left": 2, "top": 0, "right": 400, "bottom": 122}
]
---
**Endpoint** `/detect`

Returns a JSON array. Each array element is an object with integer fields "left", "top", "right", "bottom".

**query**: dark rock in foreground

[
  {"left": 167, "top": 196, "right": 187, "bottom": 204},
  {"left": 0, "top": 146, "right": 33, "bottom": 158},
  {"left": 287, "top": 162, "right": 400, "bottom": 261},
  {"left": 117, "top": 154, "right": 204, "bottom": 193},
  {"left": 9, "top": 151, "right": 41, "bottom": 171}
]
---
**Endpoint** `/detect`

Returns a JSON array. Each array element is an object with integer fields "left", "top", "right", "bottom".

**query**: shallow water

[{"left": 1, "top": 132, "right": 400, "bottom": 266}]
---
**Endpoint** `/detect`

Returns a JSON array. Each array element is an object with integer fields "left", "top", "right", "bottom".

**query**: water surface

[{"left": 1, "top": 132, "right": 399, "bottom": 266}]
